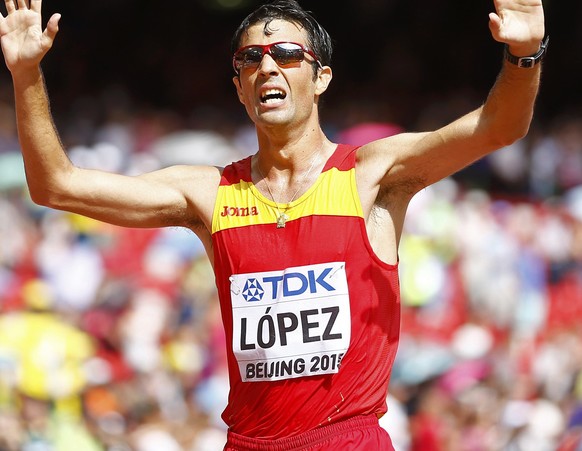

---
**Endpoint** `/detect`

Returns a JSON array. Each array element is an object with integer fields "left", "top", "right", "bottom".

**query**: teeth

[{"left": 261, "top": 89, "right": 286, "bottom": 103}]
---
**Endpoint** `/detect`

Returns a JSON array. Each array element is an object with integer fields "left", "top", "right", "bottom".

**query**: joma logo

[{"left": 221, "top": 206, "right": 259, "bottom": 217}]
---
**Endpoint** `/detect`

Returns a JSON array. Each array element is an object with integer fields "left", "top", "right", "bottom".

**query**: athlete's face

[{"left": 232, "top": 20, "right": 332, "bottom": 130}]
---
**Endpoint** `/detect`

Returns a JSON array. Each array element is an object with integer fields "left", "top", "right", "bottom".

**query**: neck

[
  {"left": 253, "top": 130, "right": 334, "bottom": 204},
  {"left": 256, "top": 123, "right": 329, "bottom": 166},
  {"left": 255, "top": 106, "right": 328, "bottom": 160}
]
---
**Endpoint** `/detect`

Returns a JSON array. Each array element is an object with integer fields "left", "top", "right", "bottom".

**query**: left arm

[{"left": 358, "top": 0, "right": 546, "bottom": 195}]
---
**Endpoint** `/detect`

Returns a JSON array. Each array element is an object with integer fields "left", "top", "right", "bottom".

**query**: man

[{"left": 0, "top": 0, "right": 546, "bottom": 449}]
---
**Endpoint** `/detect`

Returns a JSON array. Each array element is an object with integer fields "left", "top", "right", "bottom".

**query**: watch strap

[{"left": 504, "top": 36, "right": 549, "bottom": 68}]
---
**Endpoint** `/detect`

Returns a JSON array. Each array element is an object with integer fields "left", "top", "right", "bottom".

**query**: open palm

[
  {"left": 489, "top": 0, "right": 545, "bottom": 47},
  {"left": 0, "top": 0, "right": 60, "bottom": 73}
]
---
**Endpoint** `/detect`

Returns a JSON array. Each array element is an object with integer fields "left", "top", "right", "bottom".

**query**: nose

[{"left": 257, "top": 52, "right": 280, "bottom": 76}]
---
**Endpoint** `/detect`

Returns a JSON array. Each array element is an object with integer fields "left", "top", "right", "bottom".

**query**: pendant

[{"left": 276, "top": 213, "right": 289, "bottom": 228}]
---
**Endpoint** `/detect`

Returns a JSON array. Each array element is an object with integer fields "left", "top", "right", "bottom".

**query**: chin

[{"left": 255, "top": 111, "right": 294, "bottom": 127}]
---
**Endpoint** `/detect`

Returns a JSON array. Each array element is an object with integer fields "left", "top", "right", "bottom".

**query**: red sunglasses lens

[{"left": 234, "top": 43, "right": 306, "bottom": 72}]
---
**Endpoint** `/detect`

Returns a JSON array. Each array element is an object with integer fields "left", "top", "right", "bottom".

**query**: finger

[
  {"left": 30, "top": 0, "right": 41, "bottom": 13},
  {"left": 16, "top": 0, "right": 26, "bottom": 10},
  {"left": 42, "top": 12, "right": 60, "bottom": 45},
  {"left": 4, "top": 0, "right": 16, "bottom": 14},
  {"left": 488, "top": 13, "right": 501, "bottom": 43},
  {"left": 489, "top": 13, "right": 502, "bottom": 29},
  {"left": 488, "top": 12, "right": 502, "bottom": 34}
]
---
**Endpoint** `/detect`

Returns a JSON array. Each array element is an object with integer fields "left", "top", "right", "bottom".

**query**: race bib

[{"left": 230, "top": 262, "right": 351, "bottom": 382}]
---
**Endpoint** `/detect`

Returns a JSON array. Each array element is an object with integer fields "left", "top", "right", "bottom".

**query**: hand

[
  {"left": 489, "top": 0, "right": 545, "bottom": 55},
  {"left": 0, "top": 0, "right": 60, "bottom": 74}
]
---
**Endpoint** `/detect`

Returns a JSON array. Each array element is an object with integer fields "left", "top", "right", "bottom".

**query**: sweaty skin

[
  {"left": 0, "top": 0, "right": 545, "bottom": 442},
  {"left": 0, "top": 1, "right": 543, "bottom": 269}
]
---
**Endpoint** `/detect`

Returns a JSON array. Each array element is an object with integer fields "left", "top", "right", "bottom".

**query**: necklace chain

[{"left": 257, "top": 151, "right": 320, "bottom": 229}]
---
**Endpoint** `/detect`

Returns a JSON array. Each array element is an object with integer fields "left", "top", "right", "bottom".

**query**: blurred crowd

[{"left": 1, "top": 83, "right": 582, "bottom": 451}]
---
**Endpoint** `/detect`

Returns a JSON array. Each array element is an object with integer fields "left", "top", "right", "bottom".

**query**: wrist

[
  {"left": 11, "top": 65, "right": 43, "bottom": 83},
  {"left": 507, "top": 44, "right": 539, "bottom": 57},
  {"left": 504, "top": 36, "right": 549, "bottom": 68}
]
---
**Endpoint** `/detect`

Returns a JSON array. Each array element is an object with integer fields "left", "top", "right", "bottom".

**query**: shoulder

[
  {"left": 140, "top": 164, "right": 224, "bottom": 190},
  {"left": 356, "top": 131, "right": 430, "bottom": 164},
  {"left": 140, "top": 164, "right": 224, "bottom": 230},
  {"left": 355, "top": 132, "right": 431, "bottom": 196}
]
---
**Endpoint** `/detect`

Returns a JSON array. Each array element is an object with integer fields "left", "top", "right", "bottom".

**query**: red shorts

[{"left": 224, "top": 414, "right": 394, "bottom": 451}]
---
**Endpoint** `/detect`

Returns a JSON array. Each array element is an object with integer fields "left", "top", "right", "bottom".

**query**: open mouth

[{"left": 260, "top": 89, "right": 287, "bottom": 104}]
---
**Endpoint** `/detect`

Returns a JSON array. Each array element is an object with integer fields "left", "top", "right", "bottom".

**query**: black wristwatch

[{"left": 504, "top": 36, "right": 549, "bottom": 68}]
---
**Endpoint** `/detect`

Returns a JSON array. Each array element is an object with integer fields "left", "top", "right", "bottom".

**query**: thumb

[
  {"left": 488, "top": 12, "right": 503, "bottom": 42},
  {"left": 42, "top": 13, "right": 61, "bottom": 48}
]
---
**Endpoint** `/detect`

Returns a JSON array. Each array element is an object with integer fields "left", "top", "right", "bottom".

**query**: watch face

[{"left": 518, "top": 57, "right": 536, "bottom": 68}]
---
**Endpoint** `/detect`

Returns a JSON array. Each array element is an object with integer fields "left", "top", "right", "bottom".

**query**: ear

[
  {"left": 314, "top": 66, "right": 333, "bottom": 96},
  {"left": 233, "top": 76, "right": 245, "bottom": 105}
]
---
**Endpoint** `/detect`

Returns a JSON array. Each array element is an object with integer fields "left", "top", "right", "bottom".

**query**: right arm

[{"left": 1, "top": 1, "right": 219, "bottom": 231}]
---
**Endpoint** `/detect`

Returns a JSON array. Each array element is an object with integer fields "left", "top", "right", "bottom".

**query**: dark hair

[{"left": 231, "top": 0, "right": 333, "bottom": 71}]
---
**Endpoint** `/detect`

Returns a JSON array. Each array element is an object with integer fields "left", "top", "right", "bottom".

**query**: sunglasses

[{"left": 233, "top": 41, "right": 322, "bottom": 74}]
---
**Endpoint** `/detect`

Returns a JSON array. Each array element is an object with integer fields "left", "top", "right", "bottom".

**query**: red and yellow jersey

[{"left": 211, "top": 144, "right": 401, "bottom": 439}]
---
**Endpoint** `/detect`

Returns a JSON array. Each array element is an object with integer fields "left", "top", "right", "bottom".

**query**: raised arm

[
  {"left": 358, "top": 0, "right": 546, "bottom": 197},
  {"left": 0, "top": 0, "right": 219, "bottom": 231}
]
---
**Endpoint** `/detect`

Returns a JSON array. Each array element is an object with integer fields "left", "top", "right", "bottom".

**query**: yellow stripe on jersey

[{"left": 212, "top": 167, "right": 364, "bottom": 234}]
